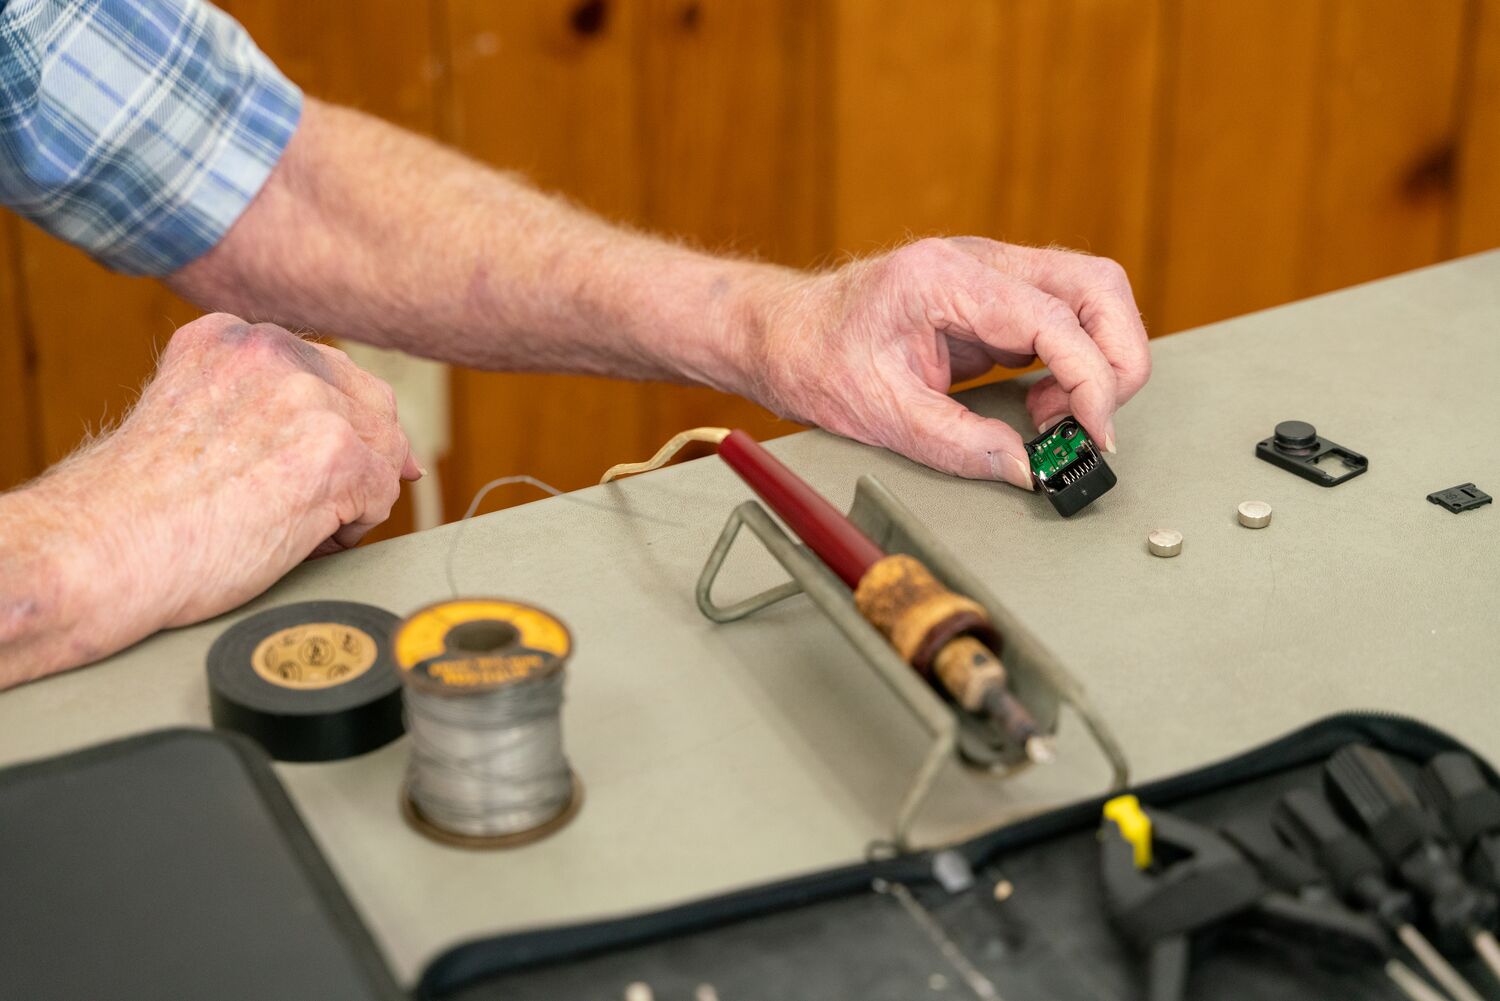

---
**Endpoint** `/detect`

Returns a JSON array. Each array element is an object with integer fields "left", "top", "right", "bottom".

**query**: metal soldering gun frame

[{"left": 695, "top": 474, "right": 1129, "bottom": 853}]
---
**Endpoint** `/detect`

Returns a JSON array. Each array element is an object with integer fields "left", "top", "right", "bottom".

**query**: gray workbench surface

[{"left": 2, "top": 254, "right": 1498, "bottom": 983}]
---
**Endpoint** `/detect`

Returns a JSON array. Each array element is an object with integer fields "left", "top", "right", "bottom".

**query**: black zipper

[{"left": 959, "top": 710, "right": 1487, "bottom": 867}]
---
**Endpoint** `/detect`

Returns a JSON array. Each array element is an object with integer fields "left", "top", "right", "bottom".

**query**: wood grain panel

[
  {"left": 1302, "top": 0, "right": 1467, "bottom": 295},
  {"left": 995, "top": 0, "right": 1165, "bottom": 293},
  {"left": 637, "top": 0, "right": 824, "bottom": 444},
  {"left": 223, "top": 0, "right": 439, "bottom": 134},
  {"left": 1455, "top": 0, "right": 1500, "bottom": 255},
  {"left": 829, "top": 0, "right": 1004, "bottom": 250},
  {"left": 18, "top": 234, "right": 198, "bottom": 466},
  {"left": 442, "top": 0, "right": 651, "bottom": 513},
  {"left": 1152, "top": 1, "right": 1326, "bottom": 333},
  {"left": 0, "top": 215, "right": 39, "bottom": 489},
  {"left": 639, "top": 0, "right": 824, "bottom": 265}
]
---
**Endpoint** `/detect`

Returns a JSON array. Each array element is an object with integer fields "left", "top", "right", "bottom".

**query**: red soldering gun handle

[{"left": 717, "top": 429, "right": 884, "bottom": 588}]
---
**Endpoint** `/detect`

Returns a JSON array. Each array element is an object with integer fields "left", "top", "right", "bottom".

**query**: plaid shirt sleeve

[{"left": 0, "top": 0, "right": 302, "bottom": 275}]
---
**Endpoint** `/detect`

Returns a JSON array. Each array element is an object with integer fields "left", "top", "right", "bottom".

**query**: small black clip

[
  {"left": 1427, "top": 483, "right": 1492, "bottom": 514},
  {"left": 1255, "top": 420, "right": 1368, "bottom": 487}
]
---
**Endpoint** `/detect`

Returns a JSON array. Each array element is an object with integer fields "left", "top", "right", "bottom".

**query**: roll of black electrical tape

[{"left": 206, "top": 601, "right": 405, "bottom": 762}]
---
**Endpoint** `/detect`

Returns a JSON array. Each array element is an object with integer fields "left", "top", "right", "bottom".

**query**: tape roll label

[{"left": 251, "top": 623, "right": 378, "bottom": 690}]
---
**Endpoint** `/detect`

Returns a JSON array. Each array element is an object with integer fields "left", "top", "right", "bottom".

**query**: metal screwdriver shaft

[
  {"left": 1274, "top": 789, "right": 1486, "bottom": 1001},
  {"left": 1387, "top": 957, "right": 1464, "bottom": 1001},
  {"left": 1395, "top": 925, "right": 1486, "bottom": 1001},
  {"left": 1326, "top": 745, "right": 1500, "bottom": 988}
]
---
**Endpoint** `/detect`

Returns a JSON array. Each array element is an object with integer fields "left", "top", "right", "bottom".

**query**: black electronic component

[
  {"left": 1256, "top": 420, "right": 1368, "bottom": 487},
  {"left": 1025, "top": 416, "right": 1116, "bottom": 517},
  {"left": 1428, "top": 483, "right": 1493, "bottom": 513}
]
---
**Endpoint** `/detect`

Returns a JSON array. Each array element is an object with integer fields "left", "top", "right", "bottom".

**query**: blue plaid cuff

[{"left": 0, "top": 0, "right": 303, "bottom": 275}]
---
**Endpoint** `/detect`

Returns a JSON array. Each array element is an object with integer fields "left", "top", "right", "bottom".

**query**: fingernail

[
  {"left": 1007, "top": 455, "right": 1034, "bottom": 490},
  {"left": 1103, "top": 423, "right": 1118, "bottom": 455},
  {"left": 1037, "top": 414, "right": 1060, "bottom": 433},
  {"left": 417, "top": 465, "right": 429, "bottom": 478}
]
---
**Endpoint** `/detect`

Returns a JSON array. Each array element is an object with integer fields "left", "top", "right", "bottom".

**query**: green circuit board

[{"left": 1028, "top": 422, "right": 1091, "bottom": 481}]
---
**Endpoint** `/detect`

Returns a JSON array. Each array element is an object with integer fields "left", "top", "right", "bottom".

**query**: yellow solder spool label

[
  {"left": 394, "top": 599, "right": 572, "bottom": 692},
  {"left": 251, "top": 622, "right": 378, "bottom": 690}
]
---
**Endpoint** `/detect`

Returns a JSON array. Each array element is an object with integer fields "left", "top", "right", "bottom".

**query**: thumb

[{"left": 883, "top": 386, "right": 1034, "bottom": 489}]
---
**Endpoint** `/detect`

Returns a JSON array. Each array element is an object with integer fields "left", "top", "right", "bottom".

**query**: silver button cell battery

[
  {"left": 1148, "top": 529, "right": 1183, "bottom": 557},
  {"left": 1237, "top": 500, "right": 1273, "bottom": 528}
]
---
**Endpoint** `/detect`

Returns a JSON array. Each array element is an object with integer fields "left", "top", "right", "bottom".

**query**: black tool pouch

[
  {"left": 0, "top": 729, "right": 404, "bottom": 1001},
  {"left": 416, "top": 712, "right": 1498, "bottom": 1001}
]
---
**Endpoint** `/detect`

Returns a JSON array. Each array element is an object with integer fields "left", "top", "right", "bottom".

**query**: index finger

[
  {"left": 956, "top": 269, "right": 1120, "bottom": 451},
  {"left": 954, "top": 240, "right": 1152, "bottom": 405},
  {"left": 304, "top": 339, "right": 422, "bottom": 480}
]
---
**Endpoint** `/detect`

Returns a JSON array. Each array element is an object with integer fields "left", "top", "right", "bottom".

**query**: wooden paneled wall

[{"left": 3, "top": 0, "right": 1499, "bottom": 539}]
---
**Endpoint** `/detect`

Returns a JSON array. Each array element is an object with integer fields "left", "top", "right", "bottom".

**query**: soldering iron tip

[{"left": 1025, "top": 735, "right": 1056, "bottom": 765}]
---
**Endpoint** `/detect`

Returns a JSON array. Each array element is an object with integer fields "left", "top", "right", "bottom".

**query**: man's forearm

[
  {"left": 169, "top": 99, "right": 1151, "bottom": 488},
  {"left": 0, "top": 459, "right": 159, "bottom": 688},
  {"left": 170, "top": 99, "right": 794, "bottom": 395}
]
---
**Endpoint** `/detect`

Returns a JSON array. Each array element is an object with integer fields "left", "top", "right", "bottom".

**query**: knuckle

[
  {"left": 167, "top": 312, "right": 247, "bottom": 353},
  {"left": 244, "top": 322, "right": 296, "bottom": 351},
  {"left": 371, "top": 376, "right": 399, "bottom": 415},
  {"left": 220, "top": 322, "right": 303, "bottom": 370},
  {"left": 1090, "top": 255, "right": 1129, "bottom": 286},
  {"left": 894, "top": 237, "right": 957, "bottom": 273},
  {"left": 1033, "top": 295, "right": 1081, "bottom": 333},
  {"left": 375, "top": 470, "right": 402, "bottom": 510},
  {"left": 317, "top": 341, "right": 354, "bottom": 367},
  {"left": 302, "top": 409, "right": 359, "bottom": 459},
  {"left": 1092, "top": 258, "right": 1128, "bottom": 297},
  {"left": 278, "top": 370, "right": 331, "bottom": 410}
]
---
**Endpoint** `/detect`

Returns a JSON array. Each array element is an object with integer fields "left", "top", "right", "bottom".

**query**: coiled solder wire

[{"left": 403, "top": 669, "right": 573, "bottom": 838}]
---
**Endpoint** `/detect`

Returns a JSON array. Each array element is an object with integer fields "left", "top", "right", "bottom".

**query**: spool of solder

[{"left": 393, "top": 598, "right": 581, "bottom": 848}]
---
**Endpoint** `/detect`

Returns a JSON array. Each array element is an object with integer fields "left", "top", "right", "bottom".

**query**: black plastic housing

[{"left": 1025, "top": 417, "right": 1117, "bottom": 517}]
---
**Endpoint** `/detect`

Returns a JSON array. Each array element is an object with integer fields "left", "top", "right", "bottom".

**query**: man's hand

[
  {"left": 0, "top": 314, "right": 417, "bottom": 686},
  {"left": 749, "top": 238, "right": 1152, "bottom": 488}
]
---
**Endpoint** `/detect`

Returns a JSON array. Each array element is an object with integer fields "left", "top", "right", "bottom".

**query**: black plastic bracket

[
  {"left": 1428, "top": 483, "right": 1492, "bottom": 513},
  {"left": 1255, "top": 420, "right": 1368, "bottom": 487}
]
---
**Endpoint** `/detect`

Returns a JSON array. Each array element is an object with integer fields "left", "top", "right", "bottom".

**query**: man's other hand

[
  {"left": 751, "top": 238, "right": 1151, "bottom": 488},
  {"left": 126, "top": 315, "right": 419, "bottom": 622},
  {"left": 3, "top": 314, "right": 419, "bottom": 684}
]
